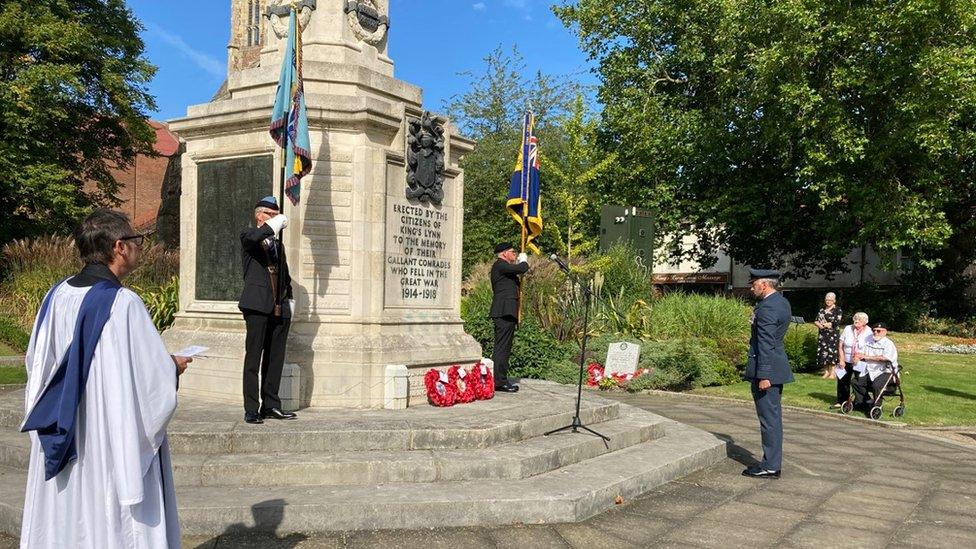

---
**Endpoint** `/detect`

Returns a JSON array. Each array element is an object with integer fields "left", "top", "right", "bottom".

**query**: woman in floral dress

[{"left": 814, "top": 292, "right": 843, "bottom": 379}]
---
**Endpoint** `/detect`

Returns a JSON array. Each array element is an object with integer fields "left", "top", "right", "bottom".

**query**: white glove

[
  {"left": 265, "top": 214, "right": 288, "bottom": 234},
  {"left": 288, "top": 299, "right": 296, "bottom": 316},
  {"left": 517, "top": 252, "right": 528, "bottom": 264}
]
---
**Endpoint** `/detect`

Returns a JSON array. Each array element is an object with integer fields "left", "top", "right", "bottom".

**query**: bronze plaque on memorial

[{"left": 195, "top": 155, "right": 273, "bottom": 301}]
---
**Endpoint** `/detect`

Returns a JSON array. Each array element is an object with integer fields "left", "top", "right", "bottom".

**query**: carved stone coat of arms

[{"left": 406, "top": 112, "right": 445, "bottom": 205}]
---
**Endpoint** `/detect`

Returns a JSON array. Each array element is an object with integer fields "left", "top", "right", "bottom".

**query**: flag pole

[
  {"left": 276, "top": 5, "right": 298, "bottom": 317},
  {"left": 517, "top": 112, "right": 531, "bottom": 323}
]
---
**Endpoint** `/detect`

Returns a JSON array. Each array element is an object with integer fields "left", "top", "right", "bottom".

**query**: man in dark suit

[
  {"left": 489, "top": 242, "right": 529, "bottom": 393},
  {"left": 743, "top": 268, "right": 793, "bottom": 478},
  {"left": 239, "top": 196, "right": 297, "bottom": 424}
]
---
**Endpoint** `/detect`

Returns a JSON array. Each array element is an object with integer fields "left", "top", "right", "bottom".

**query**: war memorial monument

[{"left": 0, "top": 0, "right": 724, "bottom": 536}]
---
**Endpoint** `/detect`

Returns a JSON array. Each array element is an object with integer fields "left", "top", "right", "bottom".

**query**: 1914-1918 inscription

[
  {"left": 196, "top": 155, "right": 273, "bottom": 301},
  {"left": 384, "top": 198, "right": 452, "bottom": 308}
]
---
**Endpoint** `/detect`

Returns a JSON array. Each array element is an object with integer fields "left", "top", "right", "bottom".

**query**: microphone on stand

[{"left": 549, "top": 253, "right": 571, "bottom": 273}]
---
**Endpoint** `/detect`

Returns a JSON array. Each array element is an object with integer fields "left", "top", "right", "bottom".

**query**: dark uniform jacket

[
  {"left": 745, "top": 290, "right": 794, "bottom": 385},
  {"left": 238, "top": 224, "right": 293, "bottom": 315},
  {"left": 489, "top": 259, "right": 529, "bottom": 320}
]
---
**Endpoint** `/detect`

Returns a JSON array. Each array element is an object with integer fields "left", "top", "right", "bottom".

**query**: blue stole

[{"left": 21, "top": 280, "right": 122, "bottom": 480}]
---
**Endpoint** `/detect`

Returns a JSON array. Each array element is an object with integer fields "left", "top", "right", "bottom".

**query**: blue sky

[{"left": 129, "top": 0, "right": 596, "bottom": 121}]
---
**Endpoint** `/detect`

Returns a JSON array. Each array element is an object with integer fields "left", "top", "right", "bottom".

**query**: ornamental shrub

[
  {"left": 626, "top": 368, "right": 689, "bottom": 392},
  {"left": 132, "top": 276, "right": 180, "bottom": 331},
  {"left": 0, "top": 235, "right": 179, "bottom": 332},
  {"left": 587, "top": 335, "right": 735, "bottom": 389},
  {"left": 460, "top": 282, "right": 574, "bottom": 380},
  {"left": 784, "top": 323, "right": 819, "bottom": 373},
  {"left": 0, "top": 315, "right": 29, "bottom": 353}
]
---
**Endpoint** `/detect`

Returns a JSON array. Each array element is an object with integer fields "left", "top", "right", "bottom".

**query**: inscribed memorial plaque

[
  {"left": 195, "top": 155, "right": 273, "bottom": 301},
  {"left": 605, "top": 341, "right": 641, "bottom": 377},
  {"left": 384, "top": 196, "right": 453, "bottom": 308}
]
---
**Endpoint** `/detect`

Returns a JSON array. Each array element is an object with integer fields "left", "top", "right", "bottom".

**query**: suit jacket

[
  {"left": 745, "top": 290, "right": 794, "bottom": 384},
  {"left": 489, "top": 259, "right": 528, "bottom": 320},
  {"left": 238, "top": 224, "right": 293, "bottom": 315}
]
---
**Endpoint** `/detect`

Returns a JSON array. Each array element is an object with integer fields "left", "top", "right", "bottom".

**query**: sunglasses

[
  {"left": 120, "top": 234, "right": 146, "bottom": 247},
  {"left": 872, "top": 328, "right": 885, "bottom": 333}
]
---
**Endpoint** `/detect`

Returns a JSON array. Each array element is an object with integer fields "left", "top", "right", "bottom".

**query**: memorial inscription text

[{"left": 385, "top": 198, "right": 452, "bottom": 307}]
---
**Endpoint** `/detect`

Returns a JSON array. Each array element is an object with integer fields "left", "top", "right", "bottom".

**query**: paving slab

[
  {"left": 486, "top": 525, "right": 571, "bottom": 549},
  {"left": 781, "top": 519, "right": 890, "bottom": 548},
  {"left": 889, "top": 522, "right": 976, "bottom": 548}
]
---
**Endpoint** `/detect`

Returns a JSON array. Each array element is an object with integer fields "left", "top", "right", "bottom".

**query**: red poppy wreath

[
  {"left": 448, "top": 365, "right": 477, "bottom": 403},
  {"left": 424, "top": 368, "right": 456, "bottom": 407},
  {"left": 472, "top": 360, "right": 494, "bottom": 400}
]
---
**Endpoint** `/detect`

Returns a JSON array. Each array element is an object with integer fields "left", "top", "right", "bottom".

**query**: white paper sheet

[{"left": 173, "top": 345, "right": 209, "bottom": 358}]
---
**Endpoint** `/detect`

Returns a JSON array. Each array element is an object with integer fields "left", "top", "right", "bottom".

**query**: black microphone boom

[{"left": 549, "top": 253, "right": 571, "bottom": 273}]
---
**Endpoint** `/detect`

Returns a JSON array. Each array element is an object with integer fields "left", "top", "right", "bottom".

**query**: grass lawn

[
  {"left": 0, "top": 340, "right": 16, "bottom": 356},
  {"left": 693, "top": 331, "right": 976, "bottom": 427},
  {"left": 0, "top": 366, "right": 27, "bottom": 385}
]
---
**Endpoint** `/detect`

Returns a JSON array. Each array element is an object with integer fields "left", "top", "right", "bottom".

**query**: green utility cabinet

[{"left": 598, "top": 205, "right": 655, "bottom": 260}]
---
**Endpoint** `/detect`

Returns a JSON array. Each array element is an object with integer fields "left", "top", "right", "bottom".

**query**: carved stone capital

[
  {"left": 266, "top": 0, "right": 317, "bottom": 39},
  {"left": 344, "top": 0, "right": 389, "bottom": 45}
]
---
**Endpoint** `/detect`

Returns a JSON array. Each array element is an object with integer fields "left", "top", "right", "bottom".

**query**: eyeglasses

[
  {"left": 872, "top": 328, "right": 885, "bottom": 333},
  {"left": 120, "top": 234, "right": 145, "bottom": 247}
]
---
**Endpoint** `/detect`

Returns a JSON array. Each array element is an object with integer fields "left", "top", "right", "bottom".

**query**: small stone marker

[{"left": 604, "top": 341, "right": 641, "bottom": 378}]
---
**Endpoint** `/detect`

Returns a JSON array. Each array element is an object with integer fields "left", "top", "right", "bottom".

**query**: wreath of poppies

[
  {"left": 472, "top": 361, "right": 494, "bottom": 400},
  {"left": 586, "top": 362, "right": 605, "bottom": 386},
  {"left": 448, "top": 365, "right": 477, "bottom": 403},
  {"left": 424, "top": 368, "right": 456, "bottom": 407},
  {"left": 587, "top": 362, "right": 652, "bottom": 387}
]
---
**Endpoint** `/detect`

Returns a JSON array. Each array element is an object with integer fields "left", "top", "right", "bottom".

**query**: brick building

[{"left": 104, "top": 121, "right": 181, "bottom": 234}]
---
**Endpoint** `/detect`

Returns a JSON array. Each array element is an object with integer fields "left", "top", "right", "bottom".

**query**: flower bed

[{"left": 929, "top": 344, "right": 976, "bottom": 355}]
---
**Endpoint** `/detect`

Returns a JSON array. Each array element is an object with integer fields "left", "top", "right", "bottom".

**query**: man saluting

[
  {"left": 743, "top": 268, "right": 793, "bottom": 479},
  {"left": 20, "top": 209, "right": 189, "bottom": 548},
  {"left": 489, "top": 242, "right": 529, "bottom": 393},
  {"left": 239, "top": 195, "right": 296, "bottom": 424}
]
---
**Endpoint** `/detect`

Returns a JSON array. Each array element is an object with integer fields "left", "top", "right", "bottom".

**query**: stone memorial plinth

[{"left": 162, "top": 0, "right": 481, "bottom": 408}]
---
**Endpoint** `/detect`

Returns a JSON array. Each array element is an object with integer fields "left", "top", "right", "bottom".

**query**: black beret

[{"left": 494, "top": 242, "right": 514, "bottom": 254}]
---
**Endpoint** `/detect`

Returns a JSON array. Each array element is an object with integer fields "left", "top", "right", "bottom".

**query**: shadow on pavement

[
  {"left": 711, "top": 432, "right": 759, "bottom": 467},
  {"left": 190, "top": 499, "right": 308, "bottom": 548}
]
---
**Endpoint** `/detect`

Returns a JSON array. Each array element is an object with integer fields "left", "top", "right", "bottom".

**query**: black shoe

[
  {"left": 495, "top": 383, "right": 519, "bottom": 393},
  {"left": 262, "top": 408, "right": 298, "bottom": 420},
  {"left": 244, "top": 412, "right": 264, "bottom": 424},
  {"left": 742, "top": 466, "right": 780, "bottom": 478}
]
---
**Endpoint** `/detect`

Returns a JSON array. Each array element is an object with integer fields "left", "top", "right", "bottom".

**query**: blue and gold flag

[
  {"left": 269, "top": 9, "right": 311, "bottom": 205},
  {"left": 506, "top": 112, "right": 542, "bottom": 254}
]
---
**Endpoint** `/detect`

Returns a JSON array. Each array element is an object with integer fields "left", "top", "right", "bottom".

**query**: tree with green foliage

[
  {"left": 0, "top": 0, "right": 157, "bottom": 243},
  {"left": 446, "top": 46, "right": 580, "bottom": 274},
  {"left": 541, "top": 95, "right": 617, "bottom": 259},
  {"left": 556, "top": 0, "right": 976, "bottom": 314}
]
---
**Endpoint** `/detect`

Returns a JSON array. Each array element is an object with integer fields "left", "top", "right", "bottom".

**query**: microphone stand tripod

[{"left": 544, "top": 255, "right": 610, "bottom": 447}]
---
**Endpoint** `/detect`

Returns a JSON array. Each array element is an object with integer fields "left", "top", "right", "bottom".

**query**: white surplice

[{"left": 20, "top": 283, "right": 180, "bottom": 549}]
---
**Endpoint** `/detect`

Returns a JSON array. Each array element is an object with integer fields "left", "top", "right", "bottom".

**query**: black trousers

[
  {"left": 853, "top": 372, "right": 893, "bottom": 409},
  {"left": 837, "top": 362, "right": 855, "bottom": 404},
  {"left": 242, "top": 309, "right": 290, "bottom": 414},
  {"left": 492, "top": 316, "right": 517, "bottom": 386}
]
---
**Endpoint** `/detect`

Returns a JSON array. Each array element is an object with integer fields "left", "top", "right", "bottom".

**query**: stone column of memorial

[{"left": 163, "top": 0, "right": 481, "bottom": 408}]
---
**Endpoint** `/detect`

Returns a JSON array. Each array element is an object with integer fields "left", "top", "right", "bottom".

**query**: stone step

[
  {"left": 0, "top": 409, "right": 666, "bottom": 487},
  {"left": 0, "top": 431, "right": 27, "bottom": 470},
  {"left": 0, "top": 420, "right": 727, "bottom": 536},
  {"left": 0, "top": 386, "right": 621, "bottom": 454}
]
